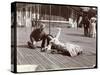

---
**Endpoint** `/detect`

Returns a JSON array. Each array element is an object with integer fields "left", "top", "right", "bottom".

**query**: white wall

[{"left": 0, "top": 0, "right": 100, "bottom": 75}]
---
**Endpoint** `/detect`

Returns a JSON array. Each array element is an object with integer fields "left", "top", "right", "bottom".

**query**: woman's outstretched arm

[{"left": 55, "top": 28, "right": 61, "bottom": 39}]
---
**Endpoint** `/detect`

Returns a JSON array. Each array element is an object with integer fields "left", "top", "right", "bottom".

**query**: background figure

[
  {"left": 82, "top": 13, "right": 90, "bottom": 37},
  {"left": 89, "top": 16, "right": 96, "bottom": 38},
  {"left": 31, "top": 18, "right": 36, "bottom": 27},
  {"left": 77, "top": 15, "right": 83, "bottom": 28}
]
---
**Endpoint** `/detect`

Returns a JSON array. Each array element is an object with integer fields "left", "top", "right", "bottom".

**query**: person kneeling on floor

[{"left": 27, "top": 23, "right": 48, "bottom": 52}]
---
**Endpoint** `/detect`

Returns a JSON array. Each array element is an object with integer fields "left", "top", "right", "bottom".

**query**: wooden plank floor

[
  {"left": 17, "top": 46, "right": 96, "bottom": 71},
  {"left": 17, "top": 27, "right": 96, "bottom": 72}
]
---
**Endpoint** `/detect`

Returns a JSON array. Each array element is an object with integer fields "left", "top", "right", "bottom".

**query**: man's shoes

[
  {"left": 41, "top": 48, "right": 46, "bottom": 52},
  {"left": 27, "top": 41, "right": 36, "bottom": 49}
]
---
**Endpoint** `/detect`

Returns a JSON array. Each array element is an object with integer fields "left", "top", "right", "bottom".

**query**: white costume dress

[
  {"left": 50, "top": 38, "right": 83, "bottom": 57},
  {"left": 89, "top": 17, "right": 96, "bottom": 38},
  {"left": 47, "top": 28, "right": 83, "bottom": 57}
]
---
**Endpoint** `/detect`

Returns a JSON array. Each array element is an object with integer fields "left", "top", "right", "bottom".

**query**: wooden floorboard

[{"left": 17, "top": 46, "right": 96, "bottom": 71}]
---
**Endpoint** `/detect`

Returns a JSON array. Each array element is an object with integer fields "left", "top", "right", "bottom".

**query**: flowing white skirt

[{"left": 64, "top": 43, "right": 83, "bottom": 57}]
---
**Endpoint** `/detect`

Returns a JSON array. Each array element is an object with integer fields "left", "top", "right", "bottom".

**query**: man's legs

[
  {"left": 27, "top": 36, "right": 36, "bottom": 49},
  {"left": 41, "top": 37, "right": 46, "bottom": 52},
  {"left": 84, "top": 26, "right": 88, "bottom": 37},
  {"left": 84, "top": 26, "right": 87, "bottom": 36}
]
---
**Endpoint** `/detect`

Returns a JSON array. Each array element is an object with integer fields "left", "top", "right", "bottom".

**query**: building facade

[{"left": 16, "top": 3, "right": 97, "bottom": 28}]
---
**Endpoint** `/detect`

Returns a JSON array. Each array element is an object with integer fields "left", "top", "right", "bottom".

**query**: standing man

[{"left": 82, "top": 13, "right": 90, "bottom": 37}]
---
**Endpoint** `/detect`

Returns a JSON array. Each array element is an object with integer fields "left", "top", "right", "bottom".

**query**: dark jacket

[
  {"left": 30, "top": 28, "right": 47, "bottom": 41},
  {"left": 30, "top": 28, "right": 47, "bottom": 48}
]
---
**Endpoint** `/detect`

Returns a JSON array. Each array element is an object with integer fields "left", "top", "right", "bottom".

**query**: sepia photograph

[{"left": 11, "top": 2, "right": 97, "bottom": 73}]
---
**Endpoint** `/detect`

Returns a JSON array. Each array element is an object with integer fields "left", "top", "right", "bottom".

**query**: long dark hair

[
  {"left": 46, "top": 34, "right": 54, "bottom": 46},
  {"left": 47, "top": 34, "right": 54, "bottom": 41}
]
